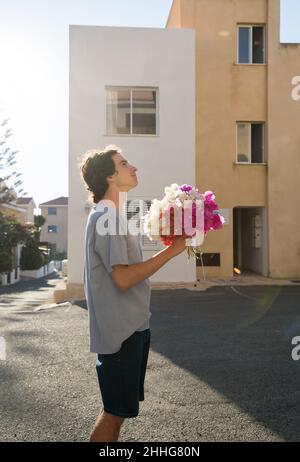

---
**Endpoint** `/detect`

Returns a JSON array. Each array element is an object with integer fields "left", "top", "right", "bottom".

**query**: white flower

[
  {"left": 168, "top": 193, "right": 177, "bottom": 203},
  {"left": 150, "top": 200, "right": 162, "bottom": 214},
  {"left": 145, "top": 210, "right": 160, "bottom": 237},
  {"left": 177, "top": 190, "right": 186, "bottom": 202},
  {"left": 164, "top": 183, "right": 179, "bottom": 195},
  {"left": 175, "top": 197, "right": 183, "bottom": 208},
  {"left": 161, "top": 196, "right": 170, "bottom": 208},
  {"left": 152, "top": 198, "right": 160, "bottom": 206}
]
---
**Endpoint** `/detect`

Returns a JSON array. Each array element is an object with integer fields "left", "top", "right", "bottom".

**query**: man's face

[{"left": 110, "top": 153, "right": 138, "bottom": 191}]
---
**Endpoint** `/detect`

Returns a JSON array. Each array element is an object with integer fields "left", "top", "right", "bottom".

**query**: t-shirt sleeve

[{"left": 94, "top": 213, "right": 129, "bottom": 273}]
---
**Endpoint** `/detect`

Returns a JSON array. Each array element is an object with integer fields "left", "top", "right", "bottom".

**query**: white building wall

[{"left": 69, "top": 25, "right": 196, "bottom": 285}]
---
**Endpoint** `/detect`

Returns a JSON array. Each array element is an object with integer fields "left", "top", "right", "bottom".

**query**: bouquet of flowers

[{"left": 142, "top": 183, "right": 225, "bottom": 263}]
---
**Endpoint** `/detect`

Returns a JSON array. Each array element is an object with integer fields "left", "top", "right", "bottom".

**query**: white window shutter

[
  {"left": 141, "top": 200, "right": 160, "bottom": 250},
  {"left": 124, "top": 199, "right": 160, "bottom": 250}
]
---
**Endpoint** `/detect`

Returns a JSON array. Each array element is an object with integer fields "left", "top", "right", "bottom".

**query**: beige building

[
  {"left": 0, "top": 194, "right": 36, "bottom": 225},
  {"left": 39, "top": 197, "right": 68, "bottom": 255},
  {"left": 15, "top": 197, "right": 36, "bottom": 224},
  {"left": 0, "top": 202, "right": 27, "bottom": 222},
  {"left": 167, "top": 0, "right": 300, "bottom": 280}
]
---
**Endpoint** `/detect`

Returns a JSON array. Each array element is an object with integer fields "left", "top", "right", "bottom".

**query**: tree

[
  {"left": 33, "top": 215, "right": 46, "bottom": 242},
  {"left": 0, "top": 214, "right": 33, "bottom": 273},
  {"left": 0, "top": 116, "right": 31, "bottom": 274},
  {"left": 0, "top": 251, "right": 13, "bottom": 274},
  {"left": 0, "top": 117, "right": 27, "bottom": 205},
  {"left": 0, "top": 214, "right": 32, "bottom": 251},
  {"left": 20, "top": 240, "right": 45, "bottom": 271}
]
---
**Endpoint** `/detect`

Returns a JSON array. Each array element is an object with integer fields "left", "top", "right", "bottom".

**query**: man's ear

[{"left": 106, "top": 173, "right": 116, "bottom": 183}]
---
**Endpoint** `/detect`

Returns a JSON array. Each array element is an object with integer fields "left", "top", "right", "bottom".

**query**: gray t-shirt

[{"left": 83, "top": 200, "right": 151, "bottom": 354}]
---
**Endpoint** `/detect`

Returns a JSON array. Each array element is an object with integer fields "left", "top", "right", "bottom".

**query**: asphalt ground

[{"left": 1, "top": 275, "right": 300, "bottom": 442}]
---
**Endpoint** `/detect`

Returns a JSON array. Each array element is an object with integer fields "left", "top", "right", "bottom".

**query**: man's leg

[{"left": 89, "top": 408, "right": 125, "bottom": 442}]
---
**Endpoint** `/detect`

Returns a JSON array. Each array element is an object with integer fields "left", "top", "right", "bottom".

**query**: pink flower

[
  {"left": 204, "top": 191, "right": 216, "bottom": 201},
  {"left": 144, "top": 183, "right": 224, "bottom": 253},
  {"left": 179, "top": 184, "right": 193, "bottom": 192}
]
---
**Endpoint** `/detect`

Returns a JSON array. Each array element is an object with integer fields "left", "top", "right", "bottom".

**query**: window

[
  {"left": 48, "top": 225, "right": 57, "bottom": 233},
  {"left": 106, "top": 87, "right": 157, "bottom": 136},
  {"left": 236, "top": 123, "right": 264, "bottom": 163},
  {"left": 196, "top": 253, "right": 220, "bottom": 267},
  {"left": 48, "top": 207, "right": 57, "bottom": 215},
  {"left": 122, "top": 199, "right": 160, "bottom": 250},
  {"left": 237, "top": 25, "right": 265, "bottom": 64}
]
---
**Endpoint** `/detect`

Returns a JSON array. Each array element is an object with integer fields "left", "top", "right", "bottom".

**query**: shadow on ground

[
  {"left": 76, "top": 285, "right": 300, "bottom": 441},
  {"left": 150, "top": 286, "right": 300, "bottom": 441},
  {"left": 0, "top": 273, "right": 63, "bottom": 295}
]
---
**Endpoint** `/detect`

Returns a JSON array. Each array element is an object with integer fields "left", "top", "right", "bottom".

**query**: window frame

[
  {"left": 105, "top": 86, "right": 159, "bottom": 137},
  {"left": 237, "top": 25, "right": 266, "bottom": 64},
  {"left": 48, "top": 225, "right": 58, "bottom": 234},
  {"left": 196, "top": 253, "right": 221, "bottom": 267},
  {"left": 48, "top": 207, "right": 57, "bottom": 215},
  {"left": 236, "top": 122, "right": 265, "bottom": 164}
]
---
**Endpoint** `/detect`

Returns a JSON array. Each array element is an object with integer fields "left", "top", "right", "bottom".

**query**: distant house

[
  {"left": 0, "top": 191, "right": 36, "bottom": 286},
  {"left": 39, "top": 197, "right": 68, "bottom": 255},
  {"left": 0, "top": 190, "right": 36, "bottom": 225},
  {"left": 15, "top": 197, "right": 36, "bottom": 224},
  {"left": 0, "top": 201, "right": 27, "bottom": 222}
]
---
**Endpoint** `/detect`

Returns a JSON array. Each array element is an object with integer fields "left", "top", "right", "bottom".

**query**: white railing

[
  {"left": 0, "top": 267, "right": 20, "bottom": 287},
  {"left": 0, "top": 260, "right": 65, "bottom": 286},
  {"left": 20, "top": 261, "right": 56, "bottom": 280}
]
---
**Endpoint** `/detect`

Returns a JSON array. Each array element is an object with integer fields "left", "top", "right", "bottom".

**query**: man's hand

[
  {"left": 168, "top": 235, "right": 188, "bottom": 257},
  {"left": 111, "top": 234, "right": 190, "bottom": 292}
]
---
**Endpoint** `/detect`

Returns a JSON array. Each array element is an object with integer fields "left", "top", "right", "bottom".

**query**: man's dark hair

[{"left": 80, "top": 145, "right": 122, "bottom": 204}]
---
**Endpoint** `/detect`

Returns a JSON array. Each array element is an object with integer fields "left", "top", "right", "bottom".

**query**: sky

[{"left": 0, "top": 0, "right": 299, "bottom": 208}]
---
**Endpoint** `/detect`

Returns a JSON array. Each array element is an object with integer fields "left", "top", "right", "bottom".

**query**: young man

[{"left": 81, "top": 145, "right": 187, "bottom": 442}]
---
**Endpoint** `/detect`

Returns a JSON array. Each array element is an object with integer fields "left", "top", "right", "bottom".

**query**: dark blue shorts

[{"left": 96, "top": 328, "right": 151, "bottom": 418}]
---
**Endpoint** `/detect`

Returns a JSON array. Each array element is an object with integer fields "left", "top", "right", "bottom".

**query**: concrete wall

[{"left": 69, "top": 25, "right": 196, "bottom": 287}]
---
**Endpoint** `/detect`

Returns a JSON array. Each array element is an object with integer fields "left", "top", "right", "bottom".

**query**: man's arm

[{"left": 111, "top": 236, "right": 187, "bottom": 292}]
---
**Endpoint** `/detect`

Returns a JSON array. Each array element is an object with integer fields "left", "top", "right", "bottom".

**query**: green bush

[
  {"left": 0, "top": 251, "right": 13, "bottom": 273},
  {"left": 20, "top": 240, "right": 44, "bottom": 270}
]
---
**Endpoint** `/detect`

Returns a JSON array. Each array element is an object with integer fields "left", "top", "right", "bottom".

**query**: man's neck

[{"left": 101, "top": 190, "right": 128, "bottom": 213}]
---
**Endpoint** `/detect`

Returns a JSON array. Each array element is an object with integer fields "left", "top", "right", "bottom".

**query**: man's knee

[{"left": 103, "top": 410, "right": 125, "bottom": 426}]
